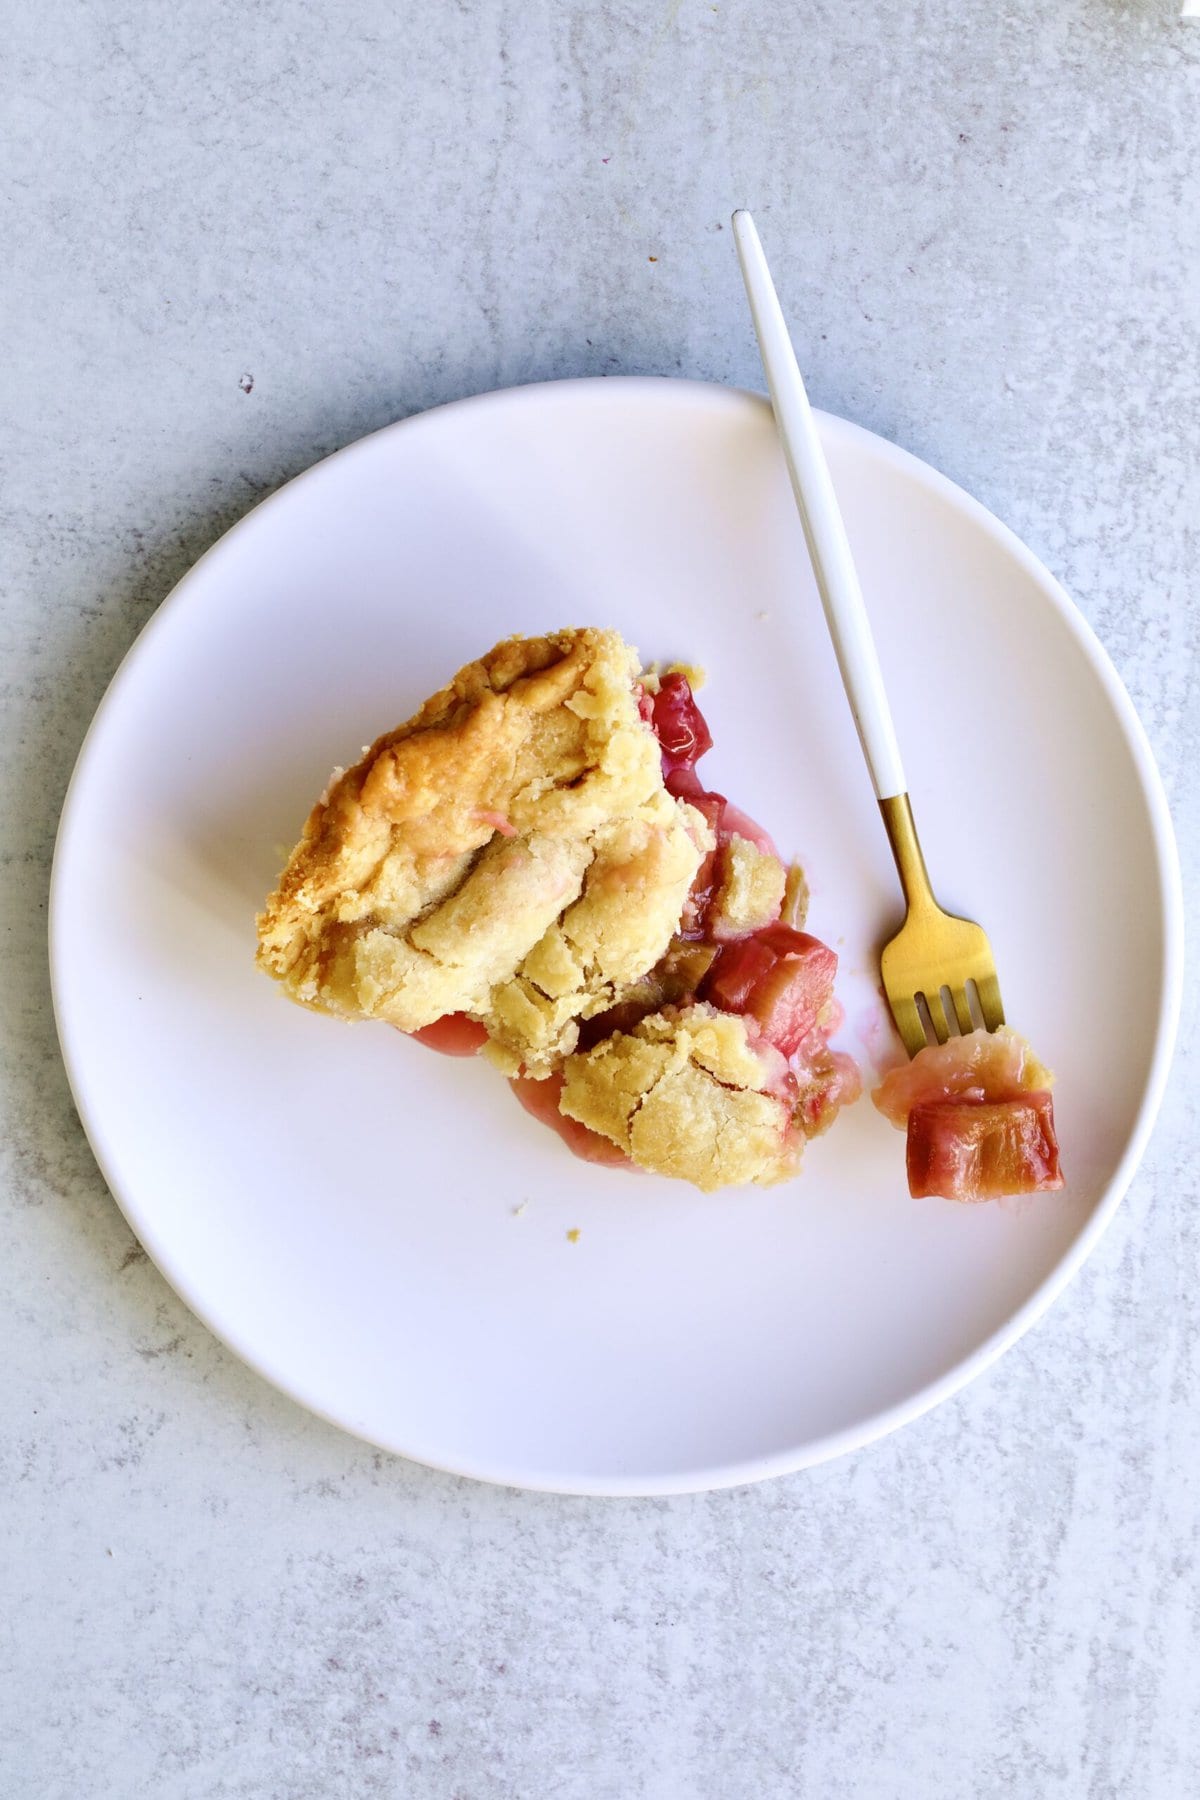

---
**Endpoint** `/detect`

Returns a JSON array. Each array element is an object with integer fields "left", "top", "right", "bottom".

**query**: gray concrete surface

[{"left": 3, "top": 2, "right": 1198, "bottom": 1794}]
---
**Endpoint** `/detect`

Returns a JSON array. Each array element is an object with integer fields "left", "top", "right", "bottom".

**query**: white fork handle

[{"left": 732, "top": 209, "right": 907, "bottom": 802}]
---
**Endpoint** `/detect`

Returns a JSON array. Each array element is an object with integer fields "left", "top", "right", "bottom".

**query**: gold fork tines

[{"left": 878, "top": 794, "right": 1005, "bottom": 1059}]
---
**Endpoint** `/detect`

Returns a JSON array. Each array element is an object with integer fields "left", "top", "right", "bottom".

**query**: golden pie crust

[
  {"left": 559, "top": 1003, "right": 801, "bottom": 1190},
  {"left": 257, "top": 628, "right": 710, "bottom": 1075}
]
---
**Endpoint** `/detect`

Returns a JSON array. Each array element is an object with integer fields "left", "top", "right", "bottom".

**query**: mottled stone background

[{"left": 3, "top": 2, "right": 1198, "bottom": 1795}]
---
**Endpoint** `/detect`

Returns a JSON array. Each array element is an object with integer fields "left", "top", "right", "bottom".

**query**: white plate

[{"left": 51, "top": 379, "right": 1182, "bottom": 1495}]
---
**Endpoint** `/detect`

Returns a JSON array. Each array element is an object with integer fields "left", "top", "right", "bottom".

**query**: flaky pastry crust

[
  {"left": 257, "top": 629, "right": 709, "bottom": 1074},
  {"left": 559, "top": 1003, "right": 801, "bottom": 1190}
]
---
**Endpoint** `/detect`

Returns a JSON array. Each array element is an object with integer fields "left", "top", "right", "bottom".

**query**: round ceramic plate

[{"left": 51, "top": 378, "right": 1182, "bottom": 1495}]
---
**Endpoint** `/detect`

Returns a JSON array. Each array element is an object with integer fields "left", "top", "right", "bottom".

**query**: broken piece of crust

[
  {"left": 256, "top": 629, "right": 710, "bottom": 1074},
  {"left": 559, "top": 1002, "right": 802, "bottom": 1191}
]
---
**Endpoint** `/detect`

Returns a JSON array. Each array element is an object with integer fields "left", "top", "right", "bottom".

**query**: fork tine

[
  {"left": 975, "top": 973, "right": 1005, "bottom": 1033},
  {"left": 922, "top": 988, "right": 951, "bottom": 1044},
  {"left": 949, "top": 986, "right": 974, "bottom": 1036},
  {"left": 889, "top": 992, "right": 928, "bottom": 1060}
]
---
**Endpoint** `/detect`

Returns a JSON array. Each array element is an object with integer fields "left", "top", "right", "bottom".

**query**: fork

[{"left": 731, "top": 209, "right": 1005, "bottom": 1058}]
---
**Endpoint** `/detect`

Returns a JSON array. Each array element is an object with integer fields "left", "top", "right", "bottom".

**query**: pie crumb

[{"left": 566, "top": 1228, "right": 581, "bottom": 1244}]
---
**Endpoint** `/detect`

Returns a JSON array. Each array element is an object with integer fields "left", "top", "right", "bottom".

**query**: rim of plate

[{"left": 49, "top": 377, "right": 1186, "bottom": 1495}]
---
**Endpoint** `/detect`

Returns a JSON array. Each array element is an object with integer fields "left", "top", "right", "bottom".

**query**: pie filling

[{"left": 873, "top": 1027, "right": 1064, "bottom": 1201}]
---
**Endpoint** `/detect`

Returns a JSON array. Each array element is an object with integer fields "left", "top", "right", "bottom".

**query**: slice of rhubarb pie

[{"left": 257, "top": 627, "right": 859, "bottom": 1190}]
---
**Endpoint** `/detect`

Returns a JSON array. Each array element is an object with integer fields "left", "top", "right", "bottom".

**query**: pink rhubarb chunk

[
  {"left": 907, "top": 1095, "right": 1064, "bottom": 1201},
  {"left": 510, "top": 1072, "right": 636, "bottom": 1170},
  {"left": 872, "top": 1026, "right": 1053, "bottom": 1126},
  {"left": 650, "top": 672, "right": 713, "bottom": 772},
  {"left": 408, "top": 1013, "right": 489, "bottom": 1056},
  {"left": 705, "top": 924, "right": 837, "bottom": 1058}
]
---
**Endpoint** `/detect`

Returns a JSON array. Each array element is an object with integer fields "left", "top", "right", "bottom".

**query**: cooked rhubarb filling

[{"left": 873, "top": 1027, "right": 1063, "bottom": 1201}]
